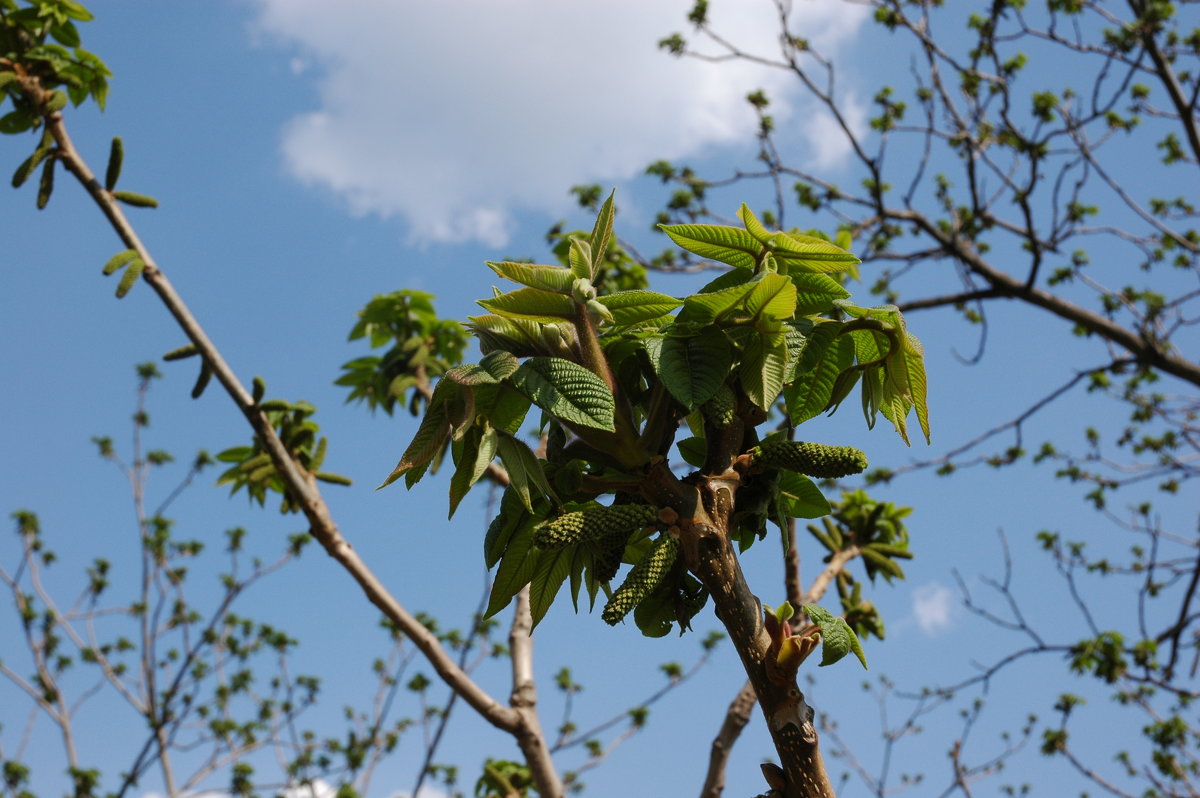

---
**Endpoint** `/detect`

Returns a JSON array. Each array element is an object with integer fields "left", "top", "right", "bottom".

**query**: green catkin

[
  {"left": 702, "top": 384, "right": 736, "bottom": 427},
  {"left": 533, "top": 504, "right": 658, "bottom": 550},
  {"left": 105, "top": 137, "right": 124, "bottom": 191},
  {"left": 592, "top": 526, "right": 633, "bottom": 583},
  {"left": 601, "top": 535, "right": 678, "bottom": 625},
  {"left": 750, "top": 440, "right": 868, "bottom": 479}
]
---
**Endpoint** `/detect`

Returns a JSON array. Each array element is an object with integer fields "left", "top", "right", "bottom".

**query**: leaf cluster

[
  {"left": 337, "top": 290, "right": 468, "bottom": 416},
  {"left": 387, "top": 194, "right": 930, "bottom": 638},
  {"left": 216, "top": 398, "right": 350, "bottom": 513}
]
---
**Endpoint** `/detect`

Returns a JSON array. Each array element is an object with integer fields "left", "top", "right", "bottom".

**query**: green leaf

[
  {"left": 507, "top": 357, "right": 615, "bottom": 431},
  {"left": 646, "top": 326, "right": 732, "bottom": 410},
  {"left": 448, "top": 426, "right": 499, "bottom": 519},
  {"left": 477, "top": 287, "right": 576, "bottom": 323},
  {"left": 486, "top": 525, "right": 538, "bottom": 618},
  {"left": 696, "top": 267, "right": 753, "bottom": 295},
  {"left": 804, "top": 604, "right": 868, "bottom": 669},
  {"left": 484, "top": 488, "right": 528, "bottom": 568},
  {"left": 676, "top": 436, "right": 707, "bottom": 468},
  {"left": 769, "top": 232, "right": 860, "bottom": 273},
  {"left": 568, "top": 238, "right": 593, "bottom": 281},
  {"left": 596, "top": 290, "right": 681, "bottom": 326},
  {"left": 902, "top": 332, "right": 931, "bottom": 444},
  {"left": 743, "top": 273, "right": 797, "bottom": 323},
  {"left": 496, "top": 433, "right": 556, "bottom": 512},
  {"left": 469, "top": 314, "right": 566, "bottom": 358},
  {"left": 784, "top": 323, "right": 854, "bottom": 424},
  {"left": 486, "top": 261, "right": 575, "bottom": 294},
  {"left": 737, "top": 203, "right": 773, "bottom": 243},
  {"left": 0, "top": 110, "right": 35, "bottom": 135},
  {"left": 788, "top": 272, "right": 852, "bottom": 315},
  {"left": 659, "top": 223, "right": 762, "bottom": 270},
  {"left": 739, "top": 328, "right": 788, "bottom": 410},
  {"left": 589, "top": 190, "right": 616, "bottom": 273},
  {"left": 776, "top": 472, "right": 831, "bottom": 519},
  {"left": 379, "top": 382, "right": 457, "bottom": 488},
  {"left": 476, "top": 384, "right": 532, "bottom": 435},
  {"left": 445, "top": 351, "right": 520, "bottom": 386},
  {"left": 529, "top": 546, "right": 574, "bottom": 628}
]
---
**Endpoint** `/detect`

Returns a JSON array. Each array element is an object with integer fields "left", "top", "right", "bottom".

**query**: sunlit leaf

[
  {"left": 486, "top": 261, "right": 576, "bottom": 294},
  {"left": 508, "top": 357, "right": 616, "bottom": 431},
  {"left": 595, "top": 290, "right": 681, "bottom": 326},
  {"left": 646, "top": 326, "right": 732, "bottom": 410},
  {"left": 659, "top": 223, "right": 761, "bottom": 269},
  {"left": 477, "top": 287, "right": 576, "bottom": 323}
]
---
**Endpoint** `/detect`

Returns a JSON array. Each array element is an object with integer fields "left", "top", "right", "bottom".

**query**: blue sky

[{"left": 2, "top": 2, "right": 1194, "bottom": 797}]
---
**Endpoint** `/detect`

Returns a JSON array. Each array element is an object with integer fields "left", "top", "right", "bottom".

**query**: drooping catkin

[{"left": 601, "top": 535, "right": 678, "bottom": 625}]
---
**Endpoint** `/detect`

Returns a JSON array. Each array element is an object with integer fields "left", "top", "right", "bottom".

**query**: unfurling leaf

[
  {"left": 803, "top": 604, "right": 868, "bottom": 669},
  {"left": 477, "top": 287, "right": 576, "bottom": 323}
]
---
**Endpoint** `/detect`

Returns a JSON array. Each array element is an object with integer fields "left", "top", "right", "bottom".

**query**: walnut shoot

[{"left": 389, "top": 193, "right": 929, "bottom": 640}]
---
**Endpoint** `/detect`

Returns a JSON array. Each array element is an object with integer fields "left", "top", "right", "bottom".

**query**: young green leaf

[
  {"left": 768, "top": 231, "right": 860, "bottom": 273},
  {"left": 507, "top": 357, "right": 616, "bottom": 431},
  {"left": 742, "top": 273, "right": 797, "bottom": 324},
  {"left": 804, "top": 604, "right": 868, "bottom": 669},
  {"left": 646, "top": 326, "right": 732, "bottom": 410},
  {"left": 787, "top": 271, "right": 851, "bottom": 315},
  {"left": 595, "top": 290, "right": 681, "bottom": 326},
  {"left": 496, "top": 432, "right": 556, "bottom": 512},
  {"left": 477, "top": 287, "right": 576, "bottom": 323},
  {"left": 737, "top": 203, "right": 773, "bottom": 244},
  {"left": 784, "top": 324, "right": 854, "bottom": 424},
  {"left": 529, "top": 546, "right": 575, "bottom": 628},
  {"left": 486, "top": 524, "right": 539, "bottom": 618},
  {"left": 588, "top": 190, "right": 616, "bottom": 273},
  {"left": 486, "top": 261, "right": 575, "bottom": 294},
  {"left": 739, "top": 329, "right": 788, "bottom": 410},
  {"left": 379, "top": 383, "right": 457, "bottom": 488},
  {"left": 659, "top": 223, "right": 762, "bottom": 269},
  {"left": 448, "top": 426, "right": 499, "bottom": 519},
  {"left": 775, "top": 472, "right": 831, "bottom": 519}
]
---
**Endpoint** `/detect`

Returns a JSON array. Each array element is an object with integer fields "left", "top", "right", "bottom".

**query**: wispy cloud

[
  {"left": 912, "top": 582, "right": 956, "bottom": 636},
  {"left": 250, "top": 0, "right": 869, "bottom": 246}
]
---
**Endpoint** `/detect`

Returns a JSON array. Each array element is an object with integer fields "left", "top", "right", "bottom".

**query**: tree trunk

[{"left": 643, "top": 463, "right": 836, "bottom": 798}]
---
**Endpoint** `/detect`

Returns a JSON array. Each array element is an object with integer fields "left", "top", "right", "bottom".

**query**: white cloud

[
  {"left": 912, "top": 582, "right": 956, "bottom": 636},
  {"left": 800, "top": 94, "right": 869, "bottom": 171},
  {"left": 250, "top": 0, "right": 869, "bottom": 246}
]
